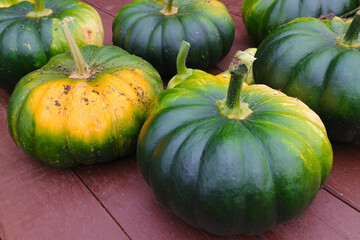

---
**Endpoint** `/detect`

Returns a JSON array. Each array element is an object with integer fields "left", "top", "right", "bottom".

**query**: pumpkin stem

[
  {"left": 26, "top": 0, "right": 53, "bottom": 18},
  {"left": 160, "top": 0, "right": 178, "bottom": 15},
  {"left": 336, "top": 11, "right": 360, "bottom": 48},
  {"left": 217, "top": 64, "right": 253, "bottom": 120},
  {"left": 167, "top": 41, "right": 193, "bottom": 88},
  {"left": 61, "top": 19, "right": 91, "bottom": 79},
  {"left": 341, "top": 6, "right": 360, "bottom": 18},
  {"left": 228, "top": 48, "right": 257, "bottom": 85}
]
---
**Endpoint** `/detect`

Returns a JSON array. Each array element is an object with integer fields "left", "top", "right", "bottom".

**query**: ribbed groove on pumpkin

[
  {"left": 243, "top": 122, "right": 278, "bottom": 230},
  {"left": 172, "top": 117, "right": 226, "bottom": 227},
  {"left": 180, "top": 15, "right": 210, "bottom": 69},
  {"left": 147, "top": 23, "right": 165, "bottom": 72},
  {"left": 247, "top": 118, "right": 324, "bottom": 222},
  {"left": 193, "top": 15, "right": 223, "bottom": 65},
  {"left": 257, "top": 34, "right": 335, "bottom": 89}
]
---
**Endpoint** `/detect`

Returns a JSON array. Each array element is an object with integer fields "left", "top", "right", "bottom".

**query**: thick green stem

[
  {"left": 217, "top": 64, "right": 253, "bottom": 120},
  {"left": 167, "top": 41, "right": 193, "bottom": 88},
  {"left": 61, "top": 21, "right": 91, "bottom": 79},
  {"left": 341, "top": 6, "right": 360, "bottom": 18},
  {"left": 26, "top": 0, "right": 53, "bottom": 18},
  {"left": 226, "top": 65, "right": 247, "bottom": 110},
  {"left": 336, "top": 11, "right": 360, "bottom": 48},
  {"left": 165, "top": 0, "right": 173, "bottom": 12},
  {"left": 160, "top": 0, "right": 178, "bottom": 15},
  {"left": 33, "top": 0, "right": 45, "bottom": 12},
  {"left": 344, "top": 11, "right": 360, "bottom": 42},
  {"left": 177, "top": 41, "right": 190, "bottom": 76}
]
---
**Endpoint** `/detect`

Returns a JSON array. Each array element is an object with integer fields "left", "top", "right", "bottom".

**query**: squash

[
  {"left": 242, "top": 0, "right": 360, "bottom": 44},
  {"left": 7, "top": 22, "right": 163, "bottom": 168},
  {"left": 0, "top": 0, "right": 104, "bottom": 91},
  {"left": 253, "top": 12, "right": 360, "bottom": 144},
  {"left": 137, "top": 42, "right": 333, "bottom": 235},
  {"left": 112, "top": 0, "right": 234, "bottom": 77},
  {"left": 0, "top": 0, "right": 33, "bottom": 7}
]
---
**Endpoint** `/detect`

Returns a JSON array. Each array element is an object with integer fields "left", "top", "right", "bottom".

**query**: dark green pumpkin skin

[
  {"left": 112, "top": 0, "right": 234, "bottom": 77},
  {"left": 0, "top": 0, "right": 104, "bottom": 91},
  {"left": 242, "top": 0, "right": 360, "bottom": 44},
  {"left": 137, "top": 70, "right": 333, "bottom": 235},
  {"left": 254, "top": 17, "right": 360, "bottom": 144}
]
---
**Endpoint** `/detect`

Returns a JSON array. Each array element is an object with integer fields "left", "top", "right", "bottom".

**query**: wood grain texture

[
  {"left": 74, "top": 159, "right": 259, "bottom": 240},
  {"left": 0, "top": 89, "right": 127, "bottom": 240}
]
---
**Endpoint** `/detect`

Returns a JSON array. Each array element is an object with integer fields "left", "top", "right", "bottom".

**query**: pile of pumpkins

[{"left": 2, "top": 0, "right": 359, "bottom": 236}]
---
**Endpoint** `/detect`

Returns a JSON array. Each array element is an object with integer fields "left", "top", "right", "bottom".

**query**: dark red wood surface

[{"left": 0, "top": 1, "right": 360, "bottom": 239}]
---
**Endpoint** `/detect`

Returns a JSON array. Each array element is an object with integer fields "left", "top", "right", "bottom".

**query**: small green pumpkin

[
  {"left": 112, "top": 0, "right": 234, "bottom": 77},
  {"left": 254, "top": 12, "right": 360, "bottom": 144},
  {"left": 0, "top": 0, "right": 104, "bottom": 91},
  {"left": 137, "top": 42, "right": 333, "bottom": 235},
  {"left": 242, "top": 0, "right": 360, "bottom": 44},
  {"left": 7, "top": 23, "right": 163, "bottom": 168}
]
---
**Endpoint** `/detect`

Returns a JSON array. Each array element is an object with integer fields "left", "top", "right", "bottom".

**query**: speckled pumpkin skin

[
  {"left": 137, "top": 68, "right": 333, "bottom": 235},
  {"left": 8, "top": 45, "right": 163, "bottom": 168},
  {"left": 242, "top": 0, "right": 360, "bottom": 44},
  {"left": 0, "top": 0, "right": 104, "bottom": 91},
  {"left": 112, "top": 0, "right": 234, "bottom": 77}
]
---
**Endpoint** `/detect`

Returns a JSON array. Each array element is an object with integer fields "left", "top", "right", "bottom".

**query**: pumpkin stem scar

[
  {"left": 217, "top": 64, "right": 253, "bottom": 120},
  {"left": 160, "top": 0, "right": 178, "bottom": 15},
  {"left": 336, "top": 10, "right": 360, "bottom": 48},
  {"left": 26, "top": 0, "right": 53, "bottom": 18},
  {"left": 61, "top": 20, "right": 92, "bottom": 79},
  {"left": 167, "top": 41, "right": 193, "bottom": 88}
]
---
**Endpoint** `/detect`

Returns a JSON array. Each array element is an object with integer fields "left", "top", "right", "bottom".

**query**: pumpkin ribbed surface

[
  {"left": 112, "top": 0, "right": 234, "bottom": 77},
  {"left": 254, "top": 16, "right": 360, "bottom": 143},
  {"left": 8, "top": 45, "right": 163, "bottom": 167},
  {"left": 242, "top": 0, "right": 360, "bottom": 43},
  {"left": 137, "top": 68, "right": 332, "bottom": 235}
]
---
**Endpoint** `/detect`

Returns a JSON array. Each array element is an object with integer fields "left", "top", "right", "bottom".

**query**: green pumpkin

[
  {"left": 0, "top": 0, "right": 104, "bottom": 91},
  {"left": 253, "top": 13, "right": 360, "bottom": 144},
  {"left": 7, "top": 23, "right": 163, "bottom": 168},
  {"left": 242, "top": 0, "right": 360, "bottom": 44},
  {"left": 112, "top": 0, "right": 234, "bottom": 77},
  {"left": 137, "top": 42, "right": 333, "bottom": 235}
]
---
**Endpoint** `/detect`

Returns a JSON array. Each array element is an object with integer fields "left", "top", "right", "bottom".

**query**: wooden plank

[
  {"left": 96, "top": 7, "right": 115, "bottom": 45},
  {"left": 74, "top": 159, "right": 258, "bottom": 240},
  {"left": 260, "top": 190, "right": 360, "bottom": 240},
  {"left": 0, "top": 90, "right": 127, "bottom": 240},
  {"left": 82, "top": 0, "right": 131, "bottom": 16}
]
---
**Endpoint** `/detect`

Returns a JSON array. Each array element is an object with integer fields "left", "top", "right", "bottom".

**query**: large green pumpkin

[
  {"left": 0, "top": 0, "right": 104, "bottom": 91},
  {"left": 137, "top": 42, "right": 333, "bottom": 235},
  {"left": 242, "top": 0, "right": 360, "bottom": 44},
  {"left": 112, "top": 0, "right": 234, "bottom": 77},
  {"left": 253, "top": 13, "right": 360, "bottom": 144},
  {"left": 7, "top": 24, "right": 163, "bottom": 168}
]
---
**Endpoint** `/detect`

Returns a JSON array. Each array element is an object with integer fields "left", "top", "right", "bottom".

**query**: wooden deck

[{"left": 1, "top": 1, "right": 360, "bottom": 239}]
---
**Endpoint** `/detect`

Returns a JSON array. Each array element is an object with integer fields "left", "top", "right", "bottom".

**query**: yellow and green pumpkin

[{"left": 7, "top": 24, "right": 163, "bottom": 168}]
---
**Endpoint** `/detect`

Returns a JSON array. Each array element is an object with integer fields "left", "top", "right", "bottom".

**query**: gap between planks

[
  {"left": 71, "top": 168, "right": 133, "bottom": 240},
  {"left": 324, "top": 184, "right": 360, "bottom": 213}
]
